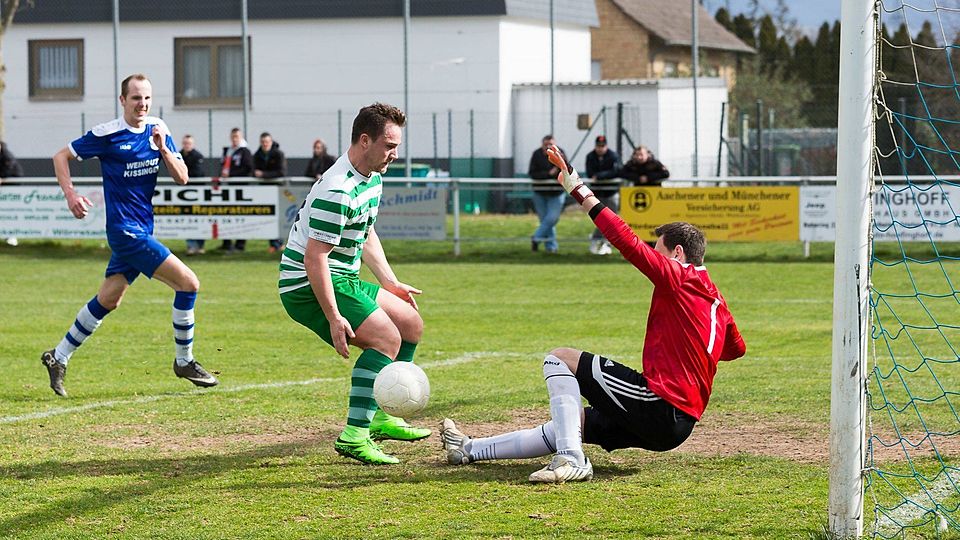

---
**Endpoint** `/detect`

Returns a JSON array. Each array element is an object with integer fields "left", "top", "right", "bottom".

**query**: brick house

[{"left": 591, "top": 0, "right": 754, "bottom": 87}]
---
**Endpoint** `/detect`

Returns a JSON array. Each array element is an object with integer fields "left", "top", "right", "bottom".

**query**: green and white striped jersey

[{"left": 279, "top": 154, "right": 382, "bottom": 294}]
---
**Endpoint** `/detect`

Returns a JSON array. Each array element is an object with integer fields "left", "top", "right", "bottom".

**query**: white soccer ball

[{"left": 373, "top": 362, "right": 430, "bottom": 418}]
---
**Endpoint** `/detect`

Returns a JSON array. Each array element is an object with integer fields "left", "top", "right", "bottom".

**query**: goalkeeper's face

[{"left": 364, "top": 122, "right": 403, "bottom": 174}]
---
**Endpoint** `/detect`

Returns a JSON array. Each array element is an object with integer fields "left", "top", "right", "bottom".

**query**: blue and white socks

[
  {"left": 54, "top": 296, "right": 111, "bottom": 364},
  {"left": 173, "top": 291, "right": 197, "bottom": 367}
]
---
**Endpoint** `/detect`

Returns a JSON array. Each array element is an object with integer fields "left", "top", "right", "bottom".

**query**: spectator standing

[
  {"left": 0, "top": 141, "right": 24, "bottom": 246},
  {"left": 528, "top": 135, "right": 567, "bottom": 253},
  {"left": 219, "top": 128, "right": 253, "bottom": 253},
  {"left": 181, "top": 135, "right": 207, "bottom": 255},
  {"left": 0, "top": 141, "right": 24, "bottom": 178},
  {"left": 253, "top": 132, "right": 287, "bottom": 253},
  {"left": 621, "top": 145, "right": 669, "bottom": 187},
  {"left": 584, "top": 135, "right": 621, "bottom": 255},
  {"left": 304, "top": 138, "right": 336, "bottom": 179}
]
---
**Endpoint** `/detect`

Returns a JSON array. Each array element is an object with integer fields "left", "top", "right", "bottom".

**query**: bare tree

[{"left": 0, "top": 0, "right": 26, "bottom": 140}]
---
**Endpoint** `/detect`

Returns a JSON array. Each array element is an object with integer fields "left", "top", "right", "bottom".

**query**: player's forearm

[
  {"left": 305, "top": 250, "right": 341, "bottom": 322},
  {"left": 162, "top": 148, "right": 189, "bottom": 184},
  {"left": 53, "top": 148, "right": 76, "bottom": 197},
  {"left": 362, "top": 229, "right": 400, "bottom": 288}
]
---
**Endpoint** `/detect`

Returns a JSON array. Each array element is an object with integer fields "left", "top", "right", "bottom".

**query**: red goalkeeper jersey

[{"left": 593, "top": 205, "right": 746, "bottom": 420}]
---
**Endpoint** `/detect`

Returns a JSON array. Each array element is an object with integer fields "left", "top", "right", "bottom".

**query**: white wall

[
  {"left": 511, "top": 79, "right": 728, "bottom": 178},
  {"left": 5, "top": 16, "right": 591, "bottom": 163},
  {"left": 655, "top": 79, "right": 728, "bottom": 177},
  {"left": 498, "top": 19, "right": 591, "bottom": 157}
]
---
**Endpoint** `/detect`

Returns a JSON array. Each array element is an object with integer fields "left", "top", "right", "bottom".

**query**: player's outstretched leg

[
  {"left": 170, "top": 291, "right": 218, "bottom": 387},
  {"left": 41, "top": 294, "right": 114, "bottom": 397},
  {"left": 334, "top": 348, "right": 399, "bottom": 465},
  {"left": 439, "top": 418, "right": 556, "bottom": 465}
]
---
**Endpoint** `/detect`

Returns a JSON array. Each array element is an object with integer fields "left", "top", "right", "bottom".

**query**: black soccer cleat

[
  {"left": 41, "top": 349, "right": 67, "bottom": 397},
  {"left": 173, "top": 359, "right": 219, "bottom": 388}
]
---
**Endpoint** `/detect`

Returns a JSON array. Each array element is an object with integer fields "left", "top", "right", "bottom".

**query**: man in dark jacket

[
  {"left": 304, "top": 138, "right": 336, "bottom": 179},
  {"left": 181, "top": 135, "right": 207, "bottom": 255},
  {"left": 621, "top": 146, "right": 669, "bottom": 186},
  {"left": 0, "top": 141, "right": 24, "bottom": 179},
  {"left": 584, "top": 135, "right": 621, "bottom": 255},
  {"left": 0, "top": 141, "right": 23, "bottom": 246},
  {"left": 219, "top": 128, "right": 253, "bottom": 252},
  {"left": 528, "top": 135, "right": 567, "bottom": 253},
  {"left": 253, "top": 132, "right": 287, "bottom": 180},
  {"left": 253, "top": 132, "right": 287, "bottom": 252}
]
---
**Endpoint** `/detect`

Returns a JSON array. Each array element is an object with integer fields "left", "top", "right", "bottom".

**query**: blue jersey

[{"left": 69, "top": 116, "right": 181, "bottom": 233}]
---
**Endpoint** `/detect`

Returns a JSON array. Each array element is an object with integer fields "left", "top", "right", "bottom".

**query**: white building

[
  {"left": 513, "top": 78, "right": 728, "bottom": 178},
  {"left": 6, "top": 0, "right": 595, "bottom": 176}
]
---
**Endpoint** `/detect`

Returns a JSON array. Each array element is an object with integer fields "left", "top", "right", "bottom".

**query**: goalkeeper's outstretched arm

[{"left": 544, "top": 145, "right": 676, "bottom": 288}]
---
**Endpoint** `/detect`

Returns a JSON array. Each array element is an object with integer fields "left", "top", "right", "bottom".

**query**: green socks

[
  {"left": 342, "top": 348, "right": 392, "bottom": 439},
  {"left": 397, "top": 340, "right": 418, "bottom": 362}
]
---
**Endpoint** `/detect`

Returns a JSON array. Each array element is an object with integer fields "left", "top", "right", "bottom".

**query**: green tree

[
  {"left": 791, "top": 35, "right": 816, "bottom": 86},
  {"left": 757, "top": 14, "right": 779, "bottom": 70},
  {"left": 732, "top": 14, "right": 756, "bottom": 49},
  {"left": 730, "top": 57, "right": 812, "bottom": 133},
  {"left": 714, "top": 6, "right": 732, "bottom": 32},
  {"left": 804, "top": 21, "right": 840, "bottom": 126}
]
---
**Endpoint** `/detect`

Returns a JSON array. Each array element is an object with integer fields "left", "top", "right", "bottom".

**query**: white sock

[
  {"left": 543, "top": 354, "right": 586, "bottom": 466},
  {"left": 54, "top": 296, "right": 110, "bottom": 364},
  {"left": 173, "top": 291, "right": 196, "bottom": 366},
  {"left": 467, "top": 421, "right": 557, "bottom": 462}
]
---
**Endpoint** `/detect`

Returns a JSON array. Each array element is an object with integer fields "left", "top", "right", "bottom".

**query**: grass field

[{"left": 0, "top": 212, "right": 908, "bottom": 539}]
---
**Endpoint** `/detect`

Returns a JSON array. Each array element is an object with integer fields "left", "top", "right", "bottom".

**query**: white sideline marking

[
  {"left": 0, "top": 351, "right": 515, "bottom": 425},
  {"left": 875, "top": 474, "right": 956, "bottom": 533}
]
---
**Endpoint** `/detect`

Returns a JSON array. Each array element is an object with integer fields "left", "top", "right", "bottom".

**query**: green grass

[{"left": 0, "top": 211, "right": 941, "bottom": 539}]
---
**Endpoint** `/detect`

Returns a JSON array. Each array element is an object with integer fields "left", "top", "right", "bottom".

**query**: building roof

[
  {"left": 609, "top": 0, "right": 754, "bottom": 53},
  {"left": 12, "top": 0, "right": 598, "bottom": 27}
]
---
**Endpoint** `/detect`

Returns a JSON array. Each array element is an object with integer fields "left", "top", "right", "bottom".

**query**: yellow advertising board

[{"left": 620, "top": 186, "right": 800, "bottom": 241}]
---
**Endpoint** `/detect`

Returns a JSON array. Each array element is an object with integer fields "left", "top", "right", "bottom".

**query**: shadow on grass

[{"left": 0, "top": 439, "right": 637, "bottom": 536}]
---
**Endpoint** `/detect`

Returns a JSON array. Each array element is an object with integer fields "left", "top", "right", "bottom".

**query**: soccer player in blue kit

[{"left": 41, "top": 73, "right": 218, "bottom": 396}]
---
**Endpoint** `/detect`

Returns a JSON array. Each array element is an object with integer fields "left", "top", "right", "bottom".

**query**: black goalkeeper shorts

[{"left": 575, "top": 351, "right": 696, "bottom": 452}]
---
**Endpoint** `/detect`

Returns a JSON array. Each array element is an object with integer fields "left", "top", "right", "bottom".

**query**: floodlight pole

[
  {"left": 829, "top": 0, "right": 875, "bottom": 537},
  {"left": 691, "top": 0, "right": 699, "bottom": 177},
  {"left": 549, "top": 0, "right": 555, "bottom": 135},
  {"left": 403, "top": 0, "right": 411, "bottom": 177},
  {"left": 112, "top": 0, "right": 119, "bottom": 117},
  {"left": 241, "top": 0, "right": 249, "bottom": 137}
]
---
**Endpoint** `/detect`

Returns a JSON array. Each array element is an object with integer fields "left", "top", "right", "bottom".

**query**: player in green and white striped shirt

[{"left": 279, "top": 103, "right": 429, "bottom": 465}]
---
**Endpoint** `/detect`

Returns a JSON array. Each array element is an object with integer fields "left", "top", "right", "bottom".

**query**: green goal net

[{"left": 868, "top": 1, "right": 960, "bottom": 537}]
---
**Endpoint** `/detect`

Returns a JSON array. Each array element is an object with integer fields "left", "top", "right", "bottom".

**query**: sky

[{"left": 703, "top": 0, "right": 952, "bottom": 37}]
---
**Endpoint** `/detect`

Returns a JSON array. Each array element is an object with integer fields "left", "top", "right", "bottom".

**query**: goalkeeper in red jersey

[{"left": 441, "top": 144, "right": 746, "bottom": 483}]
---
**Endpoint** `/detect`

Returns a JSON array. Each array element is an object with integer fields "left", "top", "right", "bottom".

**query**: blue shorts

[{"left": 105, "top": 230, "right": 171, "bottom": 283}]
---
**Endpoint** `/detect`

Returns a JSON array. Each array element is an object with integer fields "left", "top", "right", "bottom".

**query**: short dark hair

[
  {"left": 654, "top": 222, "right": 706, "bottom": 266},
  {"left": 120, "top": 73, "right": 149, "bottom": 97},
  {"left": 260, "top": 132, "right": 271, "bottom": 139},
  {"left": 542, "top": 134, "right": 554, "bottom": 142},
  {"left": 231, "top": 127, "right": 242, "bottom": 135},
  {"left": 351, "top": 103, "right": 406, "bottom": 144}
]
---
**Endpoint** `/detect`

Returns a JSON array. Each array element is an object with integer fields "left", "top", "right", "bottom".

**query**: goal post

[{"left": 830, "top": 0, "right": 876, "bottom": 537}]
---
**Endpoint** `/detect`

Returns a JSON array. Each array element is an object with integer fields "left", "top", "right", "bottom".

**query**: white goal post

[{"left": 829, "top": 0, "right": 875, "bottom": 537}]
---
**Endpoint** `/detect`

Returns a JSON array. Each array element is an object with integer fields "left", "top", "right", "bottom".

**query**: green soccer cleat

[
  {"left": 370, "top": 411, "right": 431, "bottom": 442},
  {"left": 334, "top": 437, "right": 400, "bottom": 465}
]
